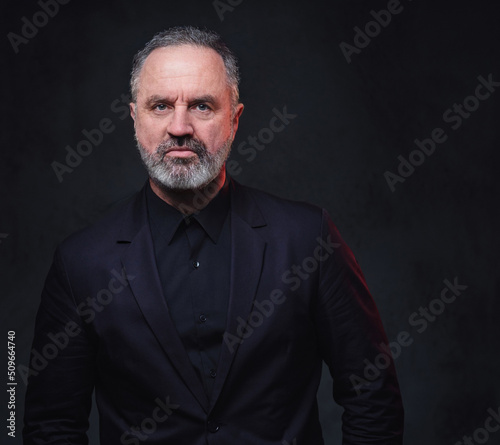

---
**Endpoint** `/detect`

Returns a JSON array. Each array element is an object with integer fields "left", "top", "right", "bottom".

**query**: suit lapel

[
  {"left": 210, "top": 179, "right": 267, "bottom": 407},
  {"left": 118, "top": 186, "right": 209, "bottom": 412},
  {"left": 116, "top": 180, "right": 268, "bottom": 412}
]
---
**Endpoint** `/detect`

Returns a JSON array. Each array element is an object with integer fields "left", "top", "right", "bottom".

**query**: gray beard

[{"left": 136, "top": 134, "right": 232, "bottom": 191}]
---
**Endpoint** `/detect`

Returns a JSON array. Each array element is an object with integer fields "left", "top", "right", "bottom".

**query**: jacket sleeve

[
  {"left": 23, "top": 247, "right": 96, "bottom": 445},
  {"left": 314, "top": 209, "right": 404, "bottom": 444}
]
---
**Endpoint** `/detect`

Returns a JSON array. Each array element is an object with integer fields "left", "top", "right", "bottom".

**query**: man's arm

[
  {"left": 23, "top": 247, "right": 96, "bottom": 444},
  {"left": 314, "top": 209, "right": 404, "bottom": 444}
]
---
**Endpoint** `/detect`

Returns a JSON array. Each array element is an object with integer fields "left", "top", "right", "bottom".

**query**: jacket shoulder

[
  {"left": 232, "top": 181, "right": 326, "bottom": 233},
  {"left": 58, "top": 189, "right": 142, "bottom": 257}
]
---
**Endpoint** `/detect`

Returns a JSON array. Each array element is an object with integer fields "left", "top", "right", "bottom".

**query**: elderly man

[{"left": 23, "top": 26, "right": 404, "bottom": 444}]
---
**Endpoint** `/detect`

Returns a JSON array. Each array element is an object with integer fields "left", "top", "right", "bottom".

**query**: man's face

[{"left": 131, "top": 45, "right": 243, "bottom": 191}]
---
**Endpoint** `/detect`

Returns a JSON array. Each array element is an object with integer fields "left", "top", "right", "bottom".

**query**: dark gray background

[{"left": 2, "top": 0, "right": 499, "bottom": 443}]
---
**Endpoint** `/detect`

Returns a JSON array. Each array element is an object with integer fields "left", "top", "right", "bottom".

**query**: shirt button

[
  {"left": 199, "top": 314, "right": 207, "bottom": 323},
  {"left": 209, "top": 369, "right": 217, "bottom": 378},
  {"left": 207, "top": 421, "right": 220, "bottom": 433},
  {"left": 192, "top": 260, "right": 200, "bottom": 269}
]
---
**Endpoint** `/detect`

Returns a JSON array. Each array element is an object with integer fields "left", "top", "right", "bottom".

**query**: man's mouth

[{"left": 164, "top": 146, "right": 197, "bottom": 158}]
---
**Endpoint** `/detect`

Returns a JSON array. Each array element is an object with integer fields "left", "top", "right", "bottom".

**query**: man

[{"left": 24, "top": 26, "right": 404, "bottom": 444}]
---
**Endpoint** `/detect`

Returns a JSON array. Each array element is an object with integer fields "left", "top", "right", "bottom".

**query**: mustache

[{"left": 156, "top": 137, "right": 207, "bottom": 158}]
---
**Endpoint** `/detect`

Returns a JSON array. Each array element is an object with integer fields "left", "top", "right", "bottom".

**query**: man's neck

[{"left": 149, "top": 169, "right": 226, "bottom": 215}]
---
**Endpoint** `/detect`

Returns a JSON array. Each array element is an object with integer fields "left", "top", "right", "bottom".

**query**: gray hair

[{"left": 130, "top": 26, "right": 240, "bottom": 106}]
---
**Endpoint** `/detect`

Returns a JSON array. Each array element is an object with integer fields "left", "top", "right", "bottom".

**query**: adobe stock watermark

[
  {"left": 223, "top": 234, "right": 340, "bottom": 353},
  {"left": 384, "top": 73, "right": 500, "bottom": 192},
  {"left": 227, "top": 106, "right": 298, "bottom": 177},
  {"left": 7, "top": 0, "right": 72, "bottom": 54},
  {"left": 51, "top": 93, "right": 131, "bottom": 183},
  {"left": 454, "top": 406, "right": 500, "bottom": 445},
  {"left": 213, "top": 0, "right": 243, "bottom": 22},
  {"left": 350, "top": 277, "right": 468, "bottom": 395},
  {"left": 0, "top": 233, "right": 9, "bottom": 244},
  {"left": 120, "top": 396, "right": 179, "bottom": 445},
  {"left": 17, "top": 268, "right": 135, "bottom": 385},
  {"left": 339, "top": 0, "right": 413, "bottom": 64}
]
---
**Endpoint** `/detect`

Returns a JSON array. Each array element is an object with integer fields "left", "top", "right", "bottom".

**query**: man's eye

[
  {"left": 195, "top": 103, "right": 210, "bottom": 111},
  {"left": 155, "top": 104, "right": 167, "bottom": 111}
]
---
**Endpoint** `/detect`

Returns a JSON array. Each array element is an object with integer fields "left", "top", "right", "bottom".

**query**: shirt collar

[{"left": 146, "top": 177, "right": 230, "bottom": 245}]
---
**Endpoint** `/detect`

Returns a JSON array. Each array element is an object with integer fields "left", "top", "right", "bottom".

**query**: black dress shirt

[{"left": 146, "top": 181, "right": 231, "bottom": 397}]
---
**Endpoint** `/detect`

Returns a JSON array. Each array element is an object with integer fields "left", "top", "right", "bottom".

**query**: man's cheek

[
  {"left": 205, "top": 127, "right": 229, "bottom": 151},
  {"left": 137, "top": 127, "right": 161, "bottom": 150}
]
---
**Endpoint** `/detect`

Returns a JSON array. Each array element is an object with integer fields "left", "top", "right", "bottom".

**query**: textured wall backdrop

[{"left": 2, "top": 0, "right": 499, "bottom": 443}]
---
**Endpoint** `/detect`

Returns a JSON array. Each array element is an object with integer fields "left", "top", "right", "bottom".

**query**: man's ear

[
  {"left": 232, "top": 103, "right": 244, "bottom": 135},
  {"left": 130, "top": 103, "right": 136, "bottom": 121}
]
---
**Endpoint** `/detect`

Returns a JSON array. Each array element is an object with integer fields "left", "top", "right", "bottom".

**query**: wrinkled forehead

[{"left": 136, "top": 45, "right": 230, "bottom": 101}]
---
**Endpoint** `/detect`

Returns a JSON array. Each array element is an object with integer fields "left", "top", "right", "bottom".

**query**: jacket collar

[{"left": 117, "top": 176, "right": 266, "bottom": 242}]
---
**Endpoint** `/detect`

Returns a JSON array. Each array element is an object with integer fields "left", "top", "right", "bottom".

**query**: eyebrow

[{"left": 192, "top": 95, "right": 217, "bottom": 104}]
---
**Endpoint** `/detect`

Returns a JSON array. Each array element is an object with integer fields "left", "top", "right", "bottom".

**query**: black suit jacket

[{"left": 23, "top": 178, "right": 404, "bottom": 444}]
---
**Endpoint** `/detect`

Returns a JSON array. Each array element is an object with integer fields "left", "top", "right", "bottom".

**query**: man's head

[{"left": 130, "top": 26, "right": 244, "bottom": 192}]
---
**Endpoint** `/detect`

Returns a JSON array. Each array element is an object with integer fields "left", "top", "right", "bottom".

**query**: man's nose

[{"left": 167, "top": 107, "right": 194, "bottom": 138}]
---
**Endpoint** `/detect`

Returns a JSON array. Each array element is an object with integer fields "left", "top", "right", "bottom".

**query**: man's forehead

[
  {"left": 137, "top": 45, "right": 228, "bottom": 98},
  {"left": 142, "top": 45, "right": 225, "bottom": 77}
]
